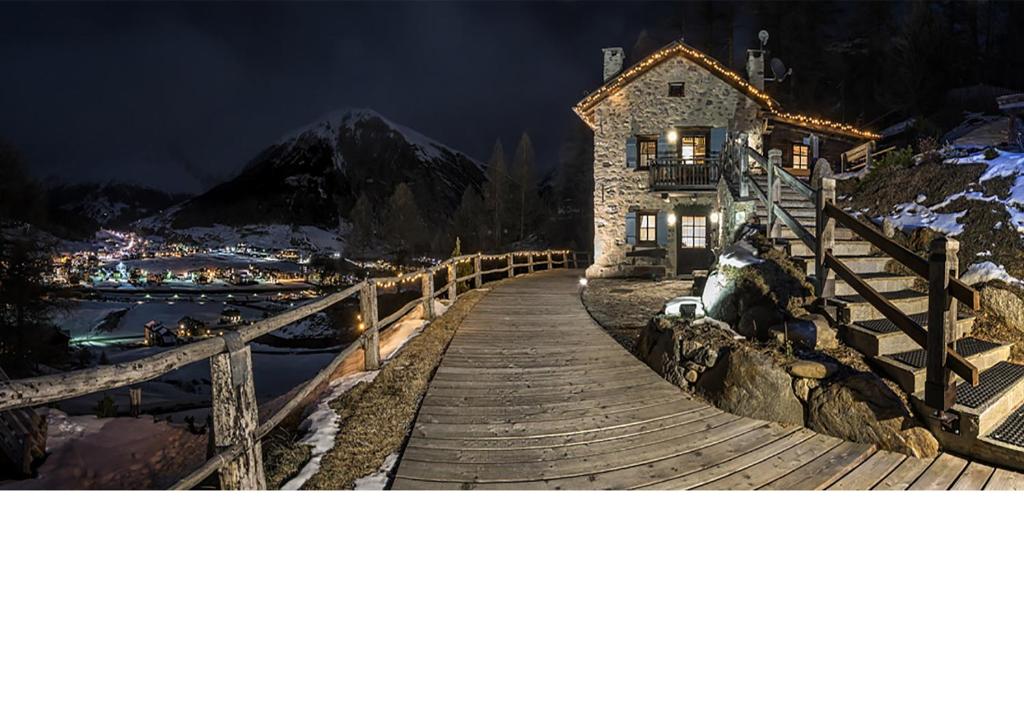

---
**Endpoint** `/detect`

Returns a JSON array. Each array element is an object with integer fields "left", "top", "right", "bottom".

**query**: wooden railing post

[
  {"left": 527, "top": 252, "right": 534, "bottom": 273},
  {"left": 925, "top": 237, "right": 958, "bottom": 413},
  {"left": 210, "top": 332, "right": 265, "bottom": 490},
  {"left": 546, "top": 250, "right": 553, "bottom": 270},
  {"left": 420, "top": 270, "right": 435, "bottom": 321},
  {"left": 473, "top": 253, "right": 482, "bottom": 288},
  {"left": 767, "top": 148, "right": 782, "bottom": 238},
  {"left": 359, "top": 280, "right": 380, "bottom": 371},
  {"left": 448, "top": 261, "right": 458, "bottom": 302},
  {"left": 738, "top": 133, "right": 749, "bottom": 198},
  {"left": 562, "top": 250, "right": 569, "bottom": 268},
  {"left": 507, "top": 253, "right": 514, "bottom": 278},
  {"left": 815, "top": 176, "right": 836, "bottom": 299}
]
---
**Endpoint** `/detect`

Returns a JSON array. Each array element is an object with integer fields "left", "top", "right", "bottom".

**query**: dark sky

[{"left": 0, "top": 1, "right": 766, "bottom": 193}]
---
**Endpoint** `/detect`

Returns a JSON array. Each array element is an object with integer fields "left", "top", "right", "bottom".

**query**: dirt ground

[{"left": 582, "top": 278, "right": 693, "bottom": 352}]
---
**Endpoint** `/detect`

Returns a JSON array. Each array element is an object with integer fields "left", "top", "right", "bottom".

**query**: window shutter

[
  {"left": 656, "top": 211, "right": 669, "bottom": 247},
  {"left": 625, "top": 212, "right": 637, "bottom": 246},
  {"left": 709, "top": 127, "right": 727, "bottom": 156},
  {"left": 626, "top": 137, "right": 638, "bottom": 168},
  {"left": 657, "top": 133, "right": 671, "bottom": 162}
]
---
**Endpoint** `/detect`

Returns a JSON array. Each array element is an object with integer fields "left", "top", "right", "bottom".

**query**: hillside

[
  {"left": 157, "top": 109, "right": 484, "bottom": 242},
  {"left": 45, "top": 181, "right": 190, "bottom": 235}
]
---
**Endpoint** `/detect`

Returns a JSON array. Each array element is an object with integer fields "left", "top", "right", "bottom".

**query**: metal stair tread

[
  {"left": 955, "top": 361, "right": 1024, "bottom": 410},
  {"left": 987, "top": 401, "right": 1024, "bottom": 448},
  {"left": 853, "top": 310, "right": 972, "bottom": 335},
  {"left": 834, "top": 289, "right": 926, "bottom": 304},
  {"left": 886, "top": 338, "right": 1003, "bottom": 369}
]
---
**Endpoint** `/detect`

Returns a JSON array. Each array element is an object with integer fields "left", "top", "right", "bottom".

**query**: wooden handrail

[
  {"left": 826, "top": 252, "right": 978, "bottom": 385},
  {"left": 773, "top": 165, "right": 815, "bottom": 201},
  {"left": 775, "top": 204, "right": 817, "bottom": 253},
  {"left": 823, "top": 203, "right": 980, "bottom": 310},
  {"left": 744, "top": 145, "right": 768, "bottom": 168}
]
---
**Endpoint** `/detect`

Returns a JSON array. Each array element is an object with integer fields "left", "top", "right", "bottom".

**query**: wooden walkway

[{"left": 394, "top": 270, "right": 1024, "bottom": 490}]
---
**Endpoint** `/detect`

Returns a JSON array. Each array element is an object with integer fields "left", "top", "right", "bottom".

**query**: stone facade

[{"left": 586, "top": 55, "right": 764, "bottom": 279}]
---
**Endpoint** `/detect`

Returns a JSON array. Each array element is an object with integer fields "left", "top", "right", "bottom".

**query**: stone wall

[{"left": 587, "top": 55, "right": 764, "bottom": 278}]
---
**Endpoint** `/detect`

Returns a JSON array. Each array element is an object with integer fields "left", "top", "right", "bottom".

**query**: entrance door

[{"left": 676, "top": 212, "right": 714, "bottom": 276}]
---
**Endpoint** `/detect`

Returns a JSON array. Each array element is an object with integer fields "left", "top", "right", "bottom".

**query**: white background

[{"left": 2, "top": 493, "right": 1021, "bottom": 720}]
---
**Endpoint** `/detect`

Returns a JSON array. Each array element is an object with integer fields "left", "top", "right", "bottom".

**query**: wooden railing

[
  {"left": 731, "top": 137, "right": 980, "bottom": 417},
  {"left": 0, "top": 248, "right": 588, "bottom": 489},
  {"left": 648, "top": 154, "right": 721, "bottom": 190}
]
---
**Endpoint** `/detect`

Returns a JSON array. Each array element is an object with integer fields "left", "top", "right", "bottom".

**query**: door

[{"left": 675, "top": 211, "right": 714, "bottom": 276}]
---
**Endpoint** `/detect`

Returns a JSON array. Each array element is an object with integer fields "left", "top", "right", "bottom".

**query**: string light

[{"left": 572, "top": 39, "right": 879, "bottom": 140}]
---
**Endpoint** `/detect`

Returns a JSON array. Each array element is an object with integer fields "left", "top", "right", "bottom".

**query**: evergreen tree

[
  {"left": 510, "top": 132, "right": 541, "bottom": 245},
  {"left": 482, "top": 140, "right": 508, "bottom": 251},
  {"left": 0, "top": 226, "right": 59, "bottom": 372},
  {"left": 451, "top": 187, "right": 486, "bottom": 252},
  {"left": 346, "top": 192, "right": 378, "bottom": 259},
  {"left": 381, "top": 183, "right": 425, "bottom": 264}
]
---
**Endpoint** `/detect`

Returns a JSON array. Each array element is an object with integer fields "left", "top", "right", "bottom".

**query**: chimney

[
  {"left": 603, "top": 47, "right": 625, "bottom": 82},
  {"left": 746, "top": 49, "right": 765, "bottom": 91}
]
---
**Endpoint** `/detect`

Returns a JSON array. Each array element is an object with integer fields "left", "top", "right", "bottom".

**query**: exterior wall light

[
  {"left": 666, "top": 129, "right": 678, "bottom": 144},
  {"left": 709, "top": 211, "right": 720, "bottom": 224},
  {"left": 667, "top": 212, "right": 677, "bottom": 226}
]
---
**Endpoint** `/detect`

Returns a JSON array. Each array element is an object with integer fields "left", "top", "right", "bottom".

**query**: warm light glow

[
  {"left": 578, "top": 277, "right": 588, "bottom": 287},
  {"left": 667, "top": 213, "right": 677, "bottom": 226},
  {"left": 709, "top": 211, "right": 720, "bottom": 224},
  {"left": 666, "top": 129, "right": 678, "bottom": 144},
  {"left": 734, "top": 210, "right": 746, "bottom": 224}
]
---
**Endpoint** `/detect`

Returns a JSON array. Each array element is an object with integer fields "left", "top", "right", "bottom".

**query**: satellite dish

[
  {"left": 758, "top": 30, "right": 769, "bottom": 47},
  {"left": 770, "top": 57, "right": 790, "bottom": 81}
]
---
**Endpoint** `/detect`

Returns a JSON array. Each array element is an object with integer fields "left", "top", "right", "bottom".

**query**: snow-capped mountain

[{"left": 158, "top": 108, "right": 484, "bottom": 235}]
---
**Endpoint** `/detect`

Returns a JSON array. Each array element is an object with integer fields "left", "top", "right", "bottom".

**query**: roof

[
  {"left": 573, "top": 40, "right": 777, "bottom": 127},
  {"left": 572, "top": 39, "right": 881, "bottom": 141}
]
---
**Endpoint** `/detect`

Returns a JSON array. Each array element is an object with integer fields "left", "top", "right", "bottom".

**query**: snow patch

[
  {"left": 960, "top": 261, "right": 1024, "bottom": 287},
  {"left": 353, "top": 452, "right": 400, "bottom": 491}
]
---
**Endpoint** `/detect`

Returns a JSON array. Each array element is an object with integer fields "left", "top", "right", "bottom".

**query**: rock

[
  {"left": 641, "top": 324, "right": 677, "bottom": 375},
  {"left": 738, "top": 304, "right": 783, "bottom": 340},
  {"left": 696, "top": 346, "right": 805, "bottom": 426},
  {"left": 978, "top": 282, "right": 1024, "bottom": 334},
  {"left": 769, "top": 314, "right": 837, "bottom": 351},
  {"left": 792, "top": 377, "right": 818, "bottom": 403},
  {"left": 882, "top": 217, "right": 897, "bottom": 239},
  {"left": 787, "top": 360, "right": 834, "bottom": 380},
  {"left": 684, "top": 369, "right": 699, "bottom": 383},
  {"left": 806, "top": 373, "right": 939, "bottom": 457}
]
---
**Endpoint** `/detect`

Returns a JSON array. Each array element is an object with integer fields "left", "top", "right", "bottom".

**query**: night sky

[{"left": 0, "top": 1, "right": 761, "bottom": 193}]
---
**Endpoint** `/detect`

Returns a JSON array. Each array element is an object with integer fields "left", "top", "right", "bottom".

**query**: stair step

[
  {"left": 871, "top": 337, "right": 1011, "bottom": 394},
  {"left": 831, "top": 289, "right": 929, "bottom": 322},
  {"left": 952, "top": 361, "right": 1024, "bottom": 439},
  {"left": 827, "top": 273, "right": 918, "bottom": 295},
  {"left": 788, "top": 239, "right": 873, "bottom": 258},
  {"left": 778, "top": 225, "right": 856, "bottom": 242},
  {"left": 840, "top": 312, "right": 976, "bottom": 356}
]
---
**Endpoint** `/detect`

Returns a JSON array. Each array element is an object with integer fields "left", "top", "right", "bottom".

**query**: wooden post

[
  {"left": 359, "top": 280, "right": 380, "bottom": 371},
  {"left": 563, "top": 250, "right": 570, "bottom": 268},
  {"left": 209, "top": 332, "right": 265, "bottom": 490},
  {"left": 128, "top": 387, "right": 141, "bottom": 418},
  {"left": 738, "top": 133, "right": 749, "bottom": 198},
  {"left": 473, "top": 253, "right": 482, "bottom": 288},
  {"left": 506, "top": 253, "right": 514, "bottom": 278},
  {"left": 815, "top": 176, "right": 836, "bottom": 299},
  {"left": 420, "top": 271, "right": 435, "bottom": 321},
  {"left": 448, "top": 261, "right": 458, "bottom": 302},
  {"left": 925, "top": 237, "right": 957, "bottom": 413},
  {"left": 527, "top": 252, "right": 534, "bottom": 273},
  {"left": 766, "top": 148, "right": 781, "bottom": 237},
  {"left": 546, "top": 250, "right": 553, "bottom": 270},
  {"left": 864, "top": 141, "right": 874, "bottom": 172}
]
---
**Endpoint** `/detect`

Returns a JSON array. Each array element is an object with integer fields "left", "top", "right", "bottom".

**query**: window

[
  {"left": 792, "top": 143, "right": 810, "bottom": 171},
  {"left": 679, "top": 134, "right": 707, "bottom": 163},
  {"left": 678, "top": 215, "right": 707, "bottom": 248},
  {"left": 637, "top": 136, "right": 657, "bottom": 169},
  {"left": 668, "top": 82, "right": 685, "bottom": 97},
  {"left": 638, "top": 212, "right": 658, "bottom": 245}
]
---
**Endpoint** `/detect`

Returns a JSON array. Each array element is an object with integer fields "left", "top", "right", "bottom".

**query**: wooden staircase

[{"left": 742, "top": 148, "right": 1024, "bottom": 471}]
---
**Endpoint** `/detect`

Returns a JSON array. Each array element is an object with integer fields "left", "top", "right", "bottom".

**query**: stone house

[{"left": 573, "top": 39, "right": 880, "bottom": 278}]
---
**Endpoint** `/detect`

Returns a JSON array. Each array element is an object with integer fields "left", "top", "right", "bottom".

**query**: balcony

[{"left": 648, "top": 154, "right": 721, "bottom": 191}]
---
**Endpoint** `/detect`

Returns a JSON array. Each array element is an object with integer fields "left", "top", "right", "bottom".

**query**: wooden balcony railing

[{"left": 648, "top": 154, "right": 721, "bottom": 190}]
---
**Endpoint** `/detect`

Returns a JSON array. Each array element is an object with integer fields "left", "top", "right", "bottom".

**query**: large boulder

[
  {"left": 806, "top": 373, "right": 939, "bottom": 457},
  {"left": 976, "top": 281, "right": 1024, "bottom": 333},
  {"left": 696, "top": 346, "right": 805, "bottom": 426}
]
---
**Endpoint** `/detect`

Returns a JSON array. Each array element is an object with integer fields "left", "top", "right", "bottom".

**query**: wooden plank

[
  {"left": 908, "top": 453, "right": 968, "bottom": 490},
  {"left": 985, "top": 468, "right": 1024, "bottom": 490},
  {"left": 826, "top": 450, "right": 905, "bottom": 490},
  {"left": 873, "top": 456, "right": 935, "bottom": 490},
  {"left": 950, "top": 462, "right": 995, "bottom": 490},
  {"left": 763, "top": 441, "right": 876, "bottom": 491},
  {"left": 694, "top": 434, "right": 843, "bottom": 490}
]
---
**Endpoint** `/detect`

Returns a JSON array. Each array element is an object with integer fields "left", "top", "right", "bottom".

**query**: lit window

[
  {"left": 792, "top": 144, "right": 810, "bottom": 170},
  {"left": 679, "top": 135, "right": 706, "bottom": 164},
  {"left": 637, "top": 136, "right": 657, "bottom": 169},
  {"left": 668, "top": 82, "right": 685, "bottom": 97},
  {"left": 678, "top": 216, "right": 707, "bottom": 248},
  {"left": 638, "top": 212, "right": 657, "bottom": 244}
]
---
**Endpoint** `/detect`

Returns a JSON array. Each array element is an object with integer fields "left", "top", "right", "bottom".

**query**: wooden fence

[
  {"left": 0, "top": 249, "right": 589, "bottom": 489},
  {"left": 733, "top": 139, "right": 980, "bottom": 417}
]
